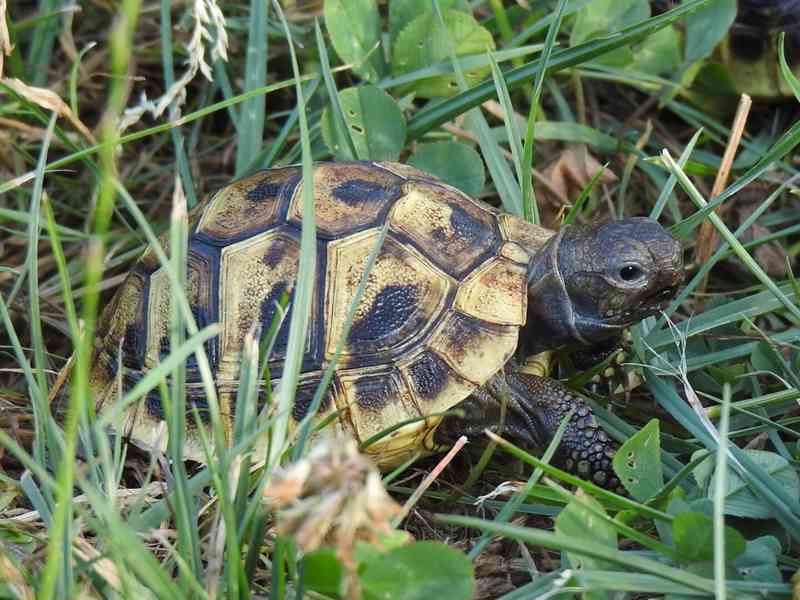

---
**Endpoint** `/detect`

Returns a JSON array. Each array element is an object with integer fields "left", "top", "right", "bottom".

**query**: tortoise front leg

[{"left": 435, "top": 370, "right": 622, "bottom": 492}]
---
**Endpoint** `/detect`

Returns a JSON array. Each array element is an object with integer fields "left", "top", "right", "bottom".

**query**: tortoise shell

[{"left": 90, "top": 161, "right": 553, "bottom": 465}]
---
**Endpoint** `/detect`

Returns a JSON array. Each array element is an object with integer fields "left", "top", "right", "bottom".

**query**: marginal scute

[
  {"left": 498, "top": 213, "right": 554, "bottom": 255},
  {"left": 429, "top": 312, "right": 518, "bottom": 385},
  {"left": 336, "top": 366, "right": 421, "bottom": 443},
  {"left": 454, "top": 257, "right": 528, "bottom": 325},
  {"left": 373, "top": 161, "right": 435, "bottom": 181},
  {"left": 401, "top": 350, "right": 476, "bottom": 415},
  {"left": 196, "top": 167, "right": 298, "bottom": 243},
  {"left": 287, "top": 162, "right": 403, "bottom": 237},
  {"left": 389, "top": 182, "right": 499, "bottom": 277},
  {"left": 325, "top": 229, "right": 451, "bottom": 363},
  {"left": 97, "top": 272, "right": 147, "bottom": 369}
]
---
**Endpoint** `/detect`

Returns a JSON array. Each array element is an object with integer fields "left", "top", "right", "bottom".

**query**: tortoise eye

[{"left": 619, "top": 265, "right": 644, "bottom": 282}]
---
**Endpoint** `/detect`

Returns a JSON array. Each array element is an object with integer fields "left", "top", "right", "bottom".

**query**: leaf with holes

[
  {"left": 612, "top": 418, "right": 662, "bottom": 502},
  {"left": 321, "top": 85, "right": 406, "bottom": 161},
  {"left": 324, "top": 0, "right": 386, "bottom": 81},
  {"left": 392, "top": 9, "right": 495, "bottom": 98},
  {"left": 407, "top": 141, "right": 485, "bottom": 197}
]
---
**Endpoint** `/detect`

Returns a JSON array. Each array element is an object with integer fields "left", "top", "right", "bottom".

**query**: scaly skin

[{"left": 436, "top": 366, "right": 622, "bottom": 493}]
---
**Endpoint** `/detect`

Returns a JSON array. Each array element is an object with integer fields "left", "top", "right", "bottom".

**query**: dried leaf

[
  {"left": 536, "top": 146, "right": 617, "bottom": 227},
  {"left": 0, "top": 0, "right": 12, "bottom": 79},
  {"left": 1, "top": 78, "right": 96, "bottom": 143}
]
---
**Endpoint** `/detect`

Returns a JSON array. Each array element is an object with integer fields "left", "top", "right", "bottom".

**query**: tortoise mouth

[{"left": 601, "top": 283, "right": 680, "bottom": 326}]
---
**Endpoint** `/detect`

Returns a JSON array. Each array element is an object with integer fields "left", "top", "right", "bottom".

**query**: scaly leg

[{"left": 435, "top": 369, "right": 622, "bottom": 492}]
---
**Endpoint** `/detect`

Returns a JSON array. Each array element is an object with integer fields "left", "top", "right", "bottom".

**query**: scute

[
  {"left": 335, "top": 366, "right": 421, "bottom": 444},
  {"left": 325, "top": 229, "right": 451, "bottom": 364},
  {"left": 389, "top": 181, "right": 499, "bottom": 277},
  {"left": 195, "top": 167, "right": 298, "bottom": 244},
  {"left": 144, "top": 244, "right": 219, "bottom": 374},
  {"left": 217, "top": 228, "right": 321, "bottom": 379},
  {"left": 454, "top": 256, "right": 528, "bottom": 325},
  {"left": 287, "top": 162, "right": 403, "bottom": 237},
  {"left": 429, "top": 312, "right": 518, "bottom": 385}
]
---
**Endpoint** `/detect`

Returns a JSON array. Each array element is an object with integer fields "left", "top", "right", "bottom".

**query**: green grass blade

[
  {"left": 713, "top": 384, "right": 731, "bottom": 600},
  {"left": 439, "top": 515, "right": 716, "bottom": 595},
  {"left": 315, "top": 18, "right": 358, "bottom": 160},
  {"left": 520, "top": 0, "right": 567, "bottom": 224},
  {"left": 235, "top": 0, "right": 269, "bottom": 175},
  {"left": 662, "top": 150, "right": 800, "bottom": 323},
  {"left": 433, "top": 0, "right": 521, "bottom": 214},
  {"left": 269, "top": 0, "right": 317, "bottom": 475},
  {"left": 649, "top": 128, "right": 702, "bottom": 220}
]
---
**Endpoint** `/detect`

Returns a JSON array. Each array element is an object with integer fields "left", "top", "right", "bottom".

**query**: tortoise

[{"left": 90, "top": 161, "right": 683, "bottom": 489}]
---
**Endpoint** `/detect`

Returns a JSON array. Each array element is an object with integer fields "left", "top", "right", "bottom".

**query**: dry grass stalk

[
  {"left": 694, "top": 93, "right": 753, "bottom": 293},
  {"left": 0, "top": 78, "right": 96, "bottom": 143},
  {"left": 118, "top": 0, "right": 229, "bottom": 132},
  {"left": 0, "top": 0, "right": 11, "bottom": 78},
  {"left": 393, "top": 434, "right": 468, "bottom": 526}
]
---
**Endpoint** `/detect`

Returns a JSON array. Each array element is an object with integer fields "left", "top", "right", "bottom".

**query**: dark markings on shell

[
  {"left": 407, "top": 351, "right": 449, "bottom": 401},
  {"left": 259, "top": 280, "right": 293, "bottom": 353},
  {"left": 332, "top": 179, "right": 402, "bottom": 207},
  {"left": 122, "top": 322, "right": 146, "bottom": 369},
  {"left": 103, "top": 352, "right": 119, "bottom": 381},
  {"left": 246, "top": 179, "right": 283, "bottom": 203},
  {"left": 437, "top": 312, "right": 489, "bottom": 367},
  {"left": 348, "top": 284, "right": 419, "bottom": 344},
  {"left": 157, "top": 303, "right": 219, "bottom": 376},
  {"left": 449, "top": 203, "right": 484, "bottom": 244},
  {"left": 354, "top": 376, "right": 394, "bottom": 412},
  {"left": 262, "top": 237, "right": 289, "bottom": 270},
  {"left": 292, "top": 383, "right": 332, "bottom": 421},
  {"left": 143, "top": 387, "right": 211, "bottom": 424}
]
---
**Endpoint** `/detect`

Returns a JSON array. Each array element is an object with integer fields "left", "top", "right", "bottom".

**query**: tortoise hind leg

[{"left": 435, "top": 371, "right": 622, "bottom": 493}]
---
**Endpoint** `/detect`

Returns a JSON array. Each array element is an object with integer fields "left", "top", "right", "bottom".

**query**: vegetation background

[{"left": 0, "top": 0, "right": 799, "bottom": 598}]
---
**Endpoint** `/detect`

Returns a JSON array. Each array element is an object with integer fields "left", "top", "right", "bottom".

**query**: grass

[{"left": 1, "top": 0, "right": 799, "bottom": 598}]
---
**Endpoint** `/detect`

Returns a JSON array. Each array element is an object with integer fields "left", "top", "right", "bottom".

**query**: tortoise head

[{"left": 526, "top": 218, "right": 683, "bottom": 351}]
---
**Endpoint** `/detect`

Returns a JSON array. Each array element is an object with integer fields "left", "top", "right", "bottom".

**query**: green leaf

[
  {"left": 302, "top": 549, "right": 344, "bottom": 597},
  {"left": 388, "top": 0, "right": 468, "bottom": 42},
  {"left": 555, "top": 490, "right": 618, "bottom": 579},
  {"left": 713, "top": 450, "right": 800, "bottom": 519},
  {"left": 613, "top": 419, "right": 663, "bottom": 502},
  {"left": 360, "top": 541, "right": 474, "bottom": 600},
  {"left": 570, "top": 0, "right": 650, "bottom": 47},
  {"left": 683, "top": 0, "right": 736, "bottom": 63},
  {"left": 733, "top": 536, "right": 783, "bottom": 584},
  {"left": 392, "top": 9, "right": 495, "bottom": 97},
  {"left": 407, "top": 141, "right": 485, "bottom": 197},
  {"left": 321, "top": 85, "right": 406, "bottom": 160},
  {"left": 631, "top": 26, "right": 681, "bottom": 75},
  {"left": 324, "top": 0, "right": 386, "bottom": 81},
  {"left": 672, "top": 511, "right": 746, "bottom": 564}
]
